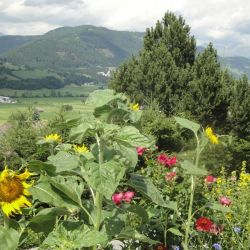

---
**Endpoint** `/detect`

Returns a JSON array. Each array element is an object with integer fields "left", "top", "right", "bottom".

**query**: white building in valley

[{"left": 0, "top": 96, "right": 16, "bottom": 103}]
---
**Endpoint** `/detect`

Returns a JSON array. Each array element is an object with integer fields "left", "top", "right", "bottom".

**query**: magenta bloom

[
  {"left": 205, "top": 175, "right": 217, "bottom": 184},
  {"left": 157, "top": 154, "right": 169, "bottom": 165},
  {"left": 157, "top": 154, "right": 177, "bottom": 167},
  {"left": 165, "top": 172, "right": 177, "bottom": 181},
  {"left": 165, "top": 156, "right": 177, "bottom": 167},
  {"left": 219, "top": 196, "right": 231, "bottom": 206},
  {"left": 136, "top": 147, "right": 146, "bottom": 156},
  {"left": 123, "top": 191, "right": 135, "bottom": 203},
  {"left": 112, "top": 193, "right": 123, "bottom": 205}
]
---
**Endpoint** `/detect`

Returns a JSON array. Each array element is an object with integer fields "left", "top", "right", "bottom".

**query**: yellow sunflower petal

[
  {"left": 22, "top": 181, "right": 34, "bottom": 189},
  {"left": 0, "top": 202, "right": 19, "bottom": 217},
  {"left": 17, "top": 169, "right": 35, "bottom": 181},
  {"left": 0, "top": 168, "right": 10, "bottom": 181},
  {"left": 0, "top": 167, "right": 33, "bottom": 217}
]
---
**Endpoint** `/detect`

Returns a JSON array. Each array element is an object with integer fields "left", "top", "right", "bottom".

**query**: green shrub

[{"left": 141, "top": 109, "right": 184, "bottom": 152}]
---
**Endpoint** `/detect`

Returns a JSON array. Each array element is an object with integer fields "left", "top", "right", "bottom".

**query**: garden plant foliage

[{"left": 0, "top": 89, "right": 249, "bottom": 250}]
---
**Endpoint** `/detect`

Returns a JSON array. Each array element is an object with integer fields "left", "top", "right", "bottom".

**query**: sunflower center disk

[{"left": 0, "top": 177, "right": 24, "bottom": 202}]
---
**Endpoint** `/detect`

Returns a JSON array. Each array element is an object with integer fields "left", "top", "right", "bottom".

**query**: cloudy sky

[{"left": 0, "top": 0, "right": 250, "bottom": 57}]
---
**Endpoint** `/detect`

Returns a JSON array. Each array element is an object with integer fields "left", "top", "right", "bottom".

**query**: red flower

[
  {"left": 136, "top": 147, "right": 146, "bottom": 156},
  {"left": 165, "top": 156, "right": 177, "bottom": 167},
  {"left": 195, "top": 217, "right": 214, "bottom": 232},
  {"left": 165, "top": 172, "right": 177, "bottom": 181},
  {"left": 123, "top": 191, "right": 135, "bottom": 203},
  {"left": 154, "top": 243, "right": 167, "bottom": 250},
  {"left": 158, "top": 154, "right": 169, "bottom": 164},
  {"left": 112, "top": 193, "right": 123, "bottom": 205},
  {"left": 157, "top": 154, "right": 177, "bottom": 167},
  {"left": 205, "top": 175, "right": 217, "bottom": 184},
  {"left": 219, "top": 196, "right": 231, "bottom": 206}
]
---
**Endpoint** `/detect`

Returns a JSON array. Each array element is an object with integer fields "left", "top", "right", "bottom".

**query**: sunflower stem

[
  {"left": 183, "top": 133, "right": 200, "bottom": 250},
  {"left": 91, "top": 133, "right": 104, "bottom": 250}
]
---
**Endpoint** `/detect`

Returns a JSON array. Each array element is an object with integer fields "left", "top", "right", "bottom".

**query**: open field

[
  {"left": 0, "top": 84, "right": 99, "bottom": 97},
  {"left": 0, "top": 97, "right": 94, "bottom": 124}
]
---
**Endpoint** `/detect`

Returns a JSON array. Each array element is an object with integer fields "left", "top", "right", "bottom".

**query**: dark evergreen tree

[
  {"left": 228, "top": 74, "right": 250, "bottom": 137},
  {"left": 109, "top": 11, "right": 196, "bottom": 115},
  {"left": 183, "top": 43, "right": 233, "bottom": 130}
]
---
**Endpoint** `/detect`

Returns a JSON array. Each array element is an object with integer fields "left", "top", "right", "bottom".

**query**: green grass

[
  {"left": 0, "top": 85, "right": 99, "bottom": 97},
  {"left": 12, "top": 69, "right": 61, "bottom": 79},
  {"left": 0, "top": 97, "right": 95, "bottom": 124}
]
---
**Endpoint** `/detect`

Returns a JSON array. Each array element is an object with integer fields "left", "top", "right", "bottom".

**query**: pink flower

[
  {"left": 219, "top": 196, "right": 231, "bottom": 206},
  {"left": 123, "top": 191, "right": 135, "bottom": 203},
  {"left": 112, "top": 193, "right": 123, "bottom": 205},
  {"left": 136, "top": 147, "right": 146, "bottom": 156},
  {"left": 205, "top": 175, "right": 217, "bottom": 184},
  {"left": 157, "top": 154, "right": 169, "bottom": 165},
  {"left": 165, "top": 156, "right": 177, "bottom": 167},
  {"left": 165, "top": 172, "right": 177, "bottom": 181},
  {"left": 209, "top": 224, "right": 224, "bottom": 235},
  {"left": 157, "top": 154, "right": 177, "bottom": 167}
]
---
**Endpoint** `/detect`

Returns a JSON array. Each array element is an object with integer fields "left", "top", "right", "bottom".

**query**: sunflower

[
  {"left": 205, "top": 127, "right": 219, "bottom": 144},
  {"left": 45, "top": 133, "right": 62, "bottom": 143},
  {"left": 130, "top": 103, "right": 140, "bottom": 111},
  {"left": 73, "top": 144, "right": 89, "bottom": 153},
  {"left": 0, "top": 167, "right": 34, "bottom": 217}
]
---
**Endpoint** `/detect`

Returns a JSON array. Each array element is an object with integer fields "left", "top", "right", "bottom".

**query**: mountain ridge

[{"left": 0, "top": 25, "right": 249, "bottom": 88}]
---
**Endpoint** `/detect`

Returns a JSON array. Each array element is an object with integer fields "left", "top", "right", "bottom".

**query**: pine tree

[
  {"left": 109, "top": 11, "right": 195, "bottom": 115},
  {"left": 184, "top": 43, "right": 232, "bottom": 129},
  {"left": 228, "top": 74, "right": 250, "bottom": 137}
]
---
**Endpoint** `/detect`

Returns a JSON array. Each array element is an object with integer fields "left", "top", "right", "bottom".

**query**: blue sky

[{"left": 0, "top": 0, "right": 250, "bottom": 57}]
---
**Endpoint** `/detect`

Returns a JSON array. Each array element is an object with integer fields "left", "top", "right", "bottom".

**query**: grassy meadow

[
  {"left": 0, "top": 85, "right": 99, "bottom": 124},
  {"left": 0, "top": 84, "right": 99, "bottom": 97}
]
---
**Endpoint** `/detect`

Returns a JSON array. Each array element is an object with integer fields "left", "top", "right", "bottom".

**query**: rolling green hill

[
  {"left": 0, "top": 26, "right": 249, "bottom": 89},
  {"left": 0, "top": 61, "right": 64, "bottom": 89},
  {"left": 0, "top": 35, "right": 39, "bottom": 54},
  {"left": 1, "top": 26, "right": 144, "bottom": 70}
]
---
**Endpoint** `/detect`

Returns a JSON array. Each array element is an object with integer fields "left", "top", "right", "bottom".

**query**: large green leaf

[
  {"left": 127, "top": 205, "right": 149, "bottom": 224},
  {"left": 48, "top": 152, "right": 80, "bottom": 173},
  {"left": 49, "top": 175, "right": 85, "bottom": 205},
  {"left": 127, "top": 174, "right": 177, "bottom": 210},
  {"left": 113, "top": 143, "right": 138, "bottom": 170},
  {"left": 37, "top": 207, "right": 70, "bottom": 216},
  {"left": 181, "top": 160, "right": 208, "bottom": 176},
  {"left": 85, "top": 89, "right": 125, "bottom": 108},
  {"left": 69, "top": 122, "right": 95, "bottom": 143},
  {"left": 42, "top": 223, "right": 108, "bottom": 249},
  {"left": 81, "top": 160, "right": 125, "bottom": 199},
  {"left": 28, "top": 215, "right": 56, "bottom": 235},
  {"left": 28, "top": 160, "right": 56, "bottom": 175},
  {"left": 0, "top": 227, "right": 19, "bottom": 250},
  {"left": 174, "top": 116, "right": 200, "bottom": 134},
  {"left": 115, "top": 126, "right": 152, "bottom": 148},
  {"left": 103, "top": 212, "right": 125, "bottom": 237},
  {"left": 118, "top": 228, "right": 158, "bottom": 244},
  {"left": 30, "top": 178, "right": 77, "bottom": 209},
  {"left": 129, "top": 110, "right": 142, "bottom": 123}
]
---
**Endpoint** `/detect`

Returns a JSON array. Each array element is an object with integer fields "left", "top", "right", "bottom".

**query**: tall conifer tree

[{"left": 109, "top": 11, "right": 196, "bottom": 115}]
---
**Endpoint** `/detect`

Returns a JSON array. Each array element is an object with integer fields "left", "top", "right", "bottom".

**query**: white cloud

[{"left": 0, "top": 0, "right": 250, "bottom": 56}]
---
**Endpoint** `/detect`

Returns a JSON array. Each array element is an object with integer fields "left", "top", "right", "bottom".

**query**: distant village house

[{"left": 0, "top": 96, "right": 16, "bottom": 103}]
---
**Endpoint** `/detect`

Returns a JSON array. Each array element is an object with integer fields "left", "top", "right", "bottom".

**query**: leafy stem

[
  {"left": 92, "top": 133, "right": 104, "bottom": 250},
  {"left": 183, "top": 132, "right": 201, "bottom": 250}
]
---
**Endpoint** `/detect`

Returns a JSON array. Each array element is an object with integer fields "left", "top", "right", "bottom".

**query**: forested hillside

[
  {"left": 0, "top": 35, "right": 39, "bottom": 54},
  {"left": 1, "top": 25, "right": 143, "bottom": 70},
  {"left": 0, "top": 25, "right": 250, "bottom": 89}
]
